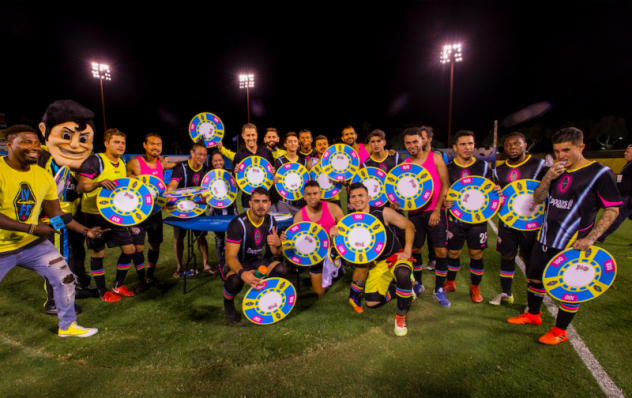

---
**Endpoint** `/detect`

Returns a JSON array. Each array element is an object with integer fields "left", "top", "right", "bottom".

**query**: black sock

[
  {"left": 412, "top": 252, "right": 423, "bottom": 283},
  {"left": 223, "top": 274, "right": 244, "bottom": 302},
  {"left": 114, "top": 253, "right": 134, "bottom": 289},
  {"left": 470, "top": 258, "right": 484, "bottom": 286},
  {"left": 133, "top": 251, "right": 146, "bottom": 281},
  {"left": 527, "top": 281, "right": 546, "bottom": 315},
  {"left": 349, "top": 280, "right": 365, "bottom": 299},
  {"left": 556, "top": 303, "right": 580, "bottom": 330},
  {"left": 90, "top": 257, "right": 107, "bottom": 296},
  {"left": 146, "top": 249, "right": 159, "bottom": 279},
  {"left": 268, "top": 262, "right": 287, "bottom": 278},
  {"left": 395, "top": 266, "right": 413, "bottom": 316},
  {"left": 434, "top": 257, "right": 448, "bottom": 292},
  {"left": 447, "top": 257, "right": 460, "bottom": 281},
  {"left": 365, "top": 287, "right": 395, "bottom": 310},
  {"left": 500, "top": 258, "right": 515, "bottom": 295}
]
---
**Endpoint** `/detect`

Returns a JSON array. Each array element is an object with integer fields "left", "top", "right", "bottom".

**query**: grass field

[{"left": 1, "top": 191, "right": 631, "bottom": 397}]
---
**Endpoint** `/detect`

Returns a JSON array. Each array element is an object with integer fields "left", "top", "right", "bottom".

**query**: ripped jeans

[{"left": 0, "top": 240, "right": 77, "bottom": 329}]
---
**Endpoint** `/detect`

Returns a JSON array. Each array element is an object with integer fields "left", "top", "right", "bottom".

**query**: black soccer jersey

[
  {"left": 617, "top": 161, "right": 632, "bottom": 196},
  {"left": 495, "top": 155, "right": 548, "bottom": 189},
  {"left": 170, "top": 160, "right": 207, "bottom": 189},
  {"left": 446, "top": 157, "right": 494, "bottom": 185},
  {"left": 539, "top": 162, "right": 622, "bottom": 250},
  {"left": 299, "top": 148, "right": 319, "bottom": 163},
  {"left": 363, "top": 152, "right": 401, "bottom": 173},
  {"left": 273, "top": 155, "right": 309, "bottom": 205},
  {"left": 226, "top": 211, "right": 277, "bottom": 264},
  {"left": 368, "top": 206, "right": 402, "bottom": 261}
]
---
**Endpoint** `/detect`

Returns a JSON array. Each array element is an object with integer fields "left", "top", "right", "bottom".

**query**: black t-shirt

[
  {"left": 617, "top": 161, "right": 632, "bottom": 196},
  {"left": 273, "top": 154, "right": 309, "bottom": 206},
  {"left": 232, "top": 146, "right": 275, "bottom": 207},
  {"left": 495, "top": 155, "right": 548, "bottom": 188},
  {"left": 170, "top": 160, "right": 207, "bottom": 188},
  {"left": 226, "top": 211, "right": 277, "bottom": 264},
  {"left": 299, "top": 148, "right": 319, "bottom": 166},
  {"left": 363, "top": 152, "right": 401, "bottom": 173},
  {"left": 446, "top": 157, "right": 494, "bottom": 185},
  {"left": 367, "top": 206, "right": 401, "bottom": 261}
]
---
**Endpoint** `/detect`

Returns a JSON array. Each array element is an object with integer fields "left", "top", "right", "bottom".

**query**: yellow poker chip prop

[
  {"left": 448, "top": 176, "right": 500, "bottom": 223},
  {"left": 235, "top": 156, "right": 274, "bottom": 194},
  {"left": 385, "top": 163, "right": 434, "bottom": 210},
  {"left": 138, "top": 175, "right": 167, "bottom": 215},
  {"left": 189, "top": 112, "right": 225, "bottom": 148},
  {"left": 97, "top": 178, "right": 153, "bottom": 226},
  {"left": 309, "top": 163, "right": 343, "bottom": 200},
  {"left": 320, "top": 144, "right": 360, "bottom": 181},
  {"left": 162, "top": 186, "right": 209, "bottom": 199},
  {"left": 275, "top": 162, "right": 309, "bottom": 201},
  {"left": 543, "top": 247, "right": 617, "bottom": 303},
  {"left": 165, "top": 197, "right": 207, "bottom": 218},
  {"left": 351, "top": 167, "right": 388, "bottom": 207},
  {"left": 201, "top": 169, "right": 238, "bottom": 208},
  {"left": 498, "top": 179, "right": 546, "bottom": 231},
  {"left": 282, "top": 222, "right": 330, "bottom": 266},
  {"left": 243, "top": 277, "right": 296, "bottom": 325},
  {"left": 334, "top": 213, "right": 387, "bottom": 264}
]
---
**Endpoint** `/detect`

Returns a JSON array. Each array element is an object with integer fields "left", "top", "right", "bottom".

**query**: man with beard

[
  {"left": 216, "top": 127, "right": 285, "bottom": 162},
  {"left": 298, "top": 129, "right": 319, "bottom": 168},
  {"left": 341, "top": 126, "right": 370, "bottom": 164}
]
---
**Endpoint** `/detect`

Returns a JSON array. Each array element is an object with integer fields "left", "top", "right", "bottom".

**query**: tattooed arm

[
  {"left": 572, "top": 207, "right": 620, "bottom": 251},
  {"left": 533, "top": 162, "right": 566, "bottom": 204}
]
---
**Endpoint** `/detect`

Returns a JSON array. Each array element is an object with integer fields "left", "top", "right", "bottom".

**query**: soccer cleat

[
  {"left": 489, "top": 292, "right": 514, "bottom": 306},
  {"left": 112, "top": 285, "right": 135, "bottom": 297},
  {"left": 413, "top": 281, "right": 425, "bottom": 297},
  {"left": 470, "top": 285, "right": 483, "bottom": 303},
  {"left": 539, "top": 327, "right": 568, "bottom": 345},
  {"left": 443, "top": 280, "right": 456, "bottom": 293},
  {"left": 224, "top": 300, "right": 241, "bottom": 324},
  {"left": 58, "top": 322, "right": 98, "bottom": 338},
  {"left": 101, "top": 291, "right": 122, "bottom": 303},
  {"left": 507, "top": 311, "right": 543, "bottom": 325},
  {"left": 426, "top": 260, "right": 436, "bottom": 271},
  {"left": 348, "top": 296, "right": 364, "bottom": 313},
  {"left": 433, "top": 289, "right": 451, "bottom": 307},
  {"left": 394, "top": 315, "right": 408, "bottom": 337},
  {"left": 134, "top": 281, "right": 149, "bottom": 295}
]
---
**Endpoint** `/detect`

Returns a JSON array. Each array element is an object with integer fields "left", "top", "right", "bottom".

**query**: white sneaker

[
  {"left": 426, "top": 261, "right": 436, "bottom": 271},
  {"left": 489, "top": 292, "right": 514, "bottom": 305}
]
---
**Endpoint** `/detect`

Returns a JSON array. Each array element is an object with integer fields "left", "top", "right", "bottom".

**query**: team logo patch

[
  {"left": 13, "top": 183, "right": 37, "bottom": 222},
  {"left": 509, "top": 170, "right": 520, "bottom": 182},
  {"left": 254, "top": 229, "right": 262, "bottom": 245},
  {"left": 447, "top": 231, "right": 454, "bottom": 240},
  {"left": 379, "top": 164, "right": 388, "bottom": 173},
  {"left": 559, "top": 175, "right": 571, "bottom": 193},
  {"left": 460, "top": 169, "right": 470, "bottom": 178},
  {"left": 193, "top": 174, "right": 200, "bottom": 185}
]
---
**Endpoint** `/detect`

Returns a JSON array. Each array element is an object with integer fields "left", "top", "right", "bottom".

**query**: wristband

[
  {"left": 82, "top": 228, "right": 89, "bottom": 237},
  {"left": 238, "top": 269, "right": 245, "bottom": 278}
]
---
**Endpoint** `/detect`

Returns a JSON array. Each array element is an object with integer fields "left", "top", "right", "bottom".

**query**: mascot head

[{"left": 39, "top": 99, "right": 95, "bottom": 171}]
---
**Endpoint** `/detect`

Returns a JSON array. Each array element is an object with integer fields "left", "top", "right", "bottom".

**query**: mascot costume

[{"left": 38, "top": 99, "right": 99, "bottom": 315}]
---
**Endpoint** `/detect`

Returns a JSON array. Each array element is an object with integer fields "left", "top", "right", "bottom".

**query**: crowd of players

[{"left": 0, "top": 101, "right": 629, "bottom": 342}]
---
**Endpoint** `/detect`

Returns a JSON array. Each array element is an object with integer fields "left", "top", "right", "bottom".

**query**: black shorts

[
  {"left": 241, "top": 257, "right": 275, "bottom": 272},
  {"left": 526, "top": 242, "right": 563, "bottom": 281},
  {"left": 409, "top": 210, "right": 448, "bottom": 249},
  {"left": 130, "top": 212, "right": 164, "bottom": 246},
  {"left": 447, "top": 220, "right": 488, "bottom": 251},
  {"left": 309, "top": 263, "right": 324, "bottom": 275},
  {"left": 82, "top": 212, "right": 133, "bottom": 252},
  {"left": 496, "top": 223, "right": 538, "bottom": 260}
]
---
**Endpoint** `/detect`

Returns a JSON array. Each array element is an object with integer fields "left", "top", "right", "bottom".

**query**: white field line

[{"left": 487, "top": 220, "right": 625, "bottom": 398}]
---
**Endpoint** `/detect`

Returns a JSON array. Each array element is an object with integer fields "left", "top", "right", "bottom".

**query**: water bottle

[{"left": 254, "top": 266, "right": 268, "bottom": 278}]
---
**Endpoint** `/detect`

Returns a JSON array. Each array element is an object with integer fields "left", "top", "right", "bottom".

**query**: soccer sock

[
  {"left": 556, "top": 303, "right": 580, "bottom": 330},
  {"left": 223, "top": 274, "right": 244, "bottom": 302},
  {"left": 527, "top": 281, "right": 546, "bottom": 315},
  {"left": 500, "top": 258, "right": 515, "bottom": 295},
  {"left": 470, "top": 258, "right": 484, "bottom": 286},
  {"left": 349, "top": 280, "right": 365, "bottom": 299},
  {"left": 366, "top": 286, "right": 396, "bottom": 309},
  {"left": 268, "top": 262, "right": 287, "bottom": 278},
  {"left": 434, "top": 257, "right": 448, "bottom": 292},
  {"left": 114, "top": 253, "right": 134, "bottom": 289},
  {"left": 133, "top": 251, "right": 146, "bottom": 281},
  {"left": 412, "top": 252, "right": 423, "bottom": 284},
  {"left": 146, "top": 249, "right": 159, "bottom": 279},
  {"left": 395, "top": 266, "right": 413, "bottom": 316},
  {"left": 447, "top": 257, "right": 460, "bottom": 281},
  {"left": 90, "top": 257, "right": 107, "bottom": 296}
]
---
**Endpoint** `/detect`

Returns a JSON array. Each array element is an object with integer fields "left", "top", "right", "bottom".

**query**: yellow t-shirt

[
  {"left": 0, "top": 157, "right": 58, "bottom": 253},
  {"left": 80, "top": 153, "right": 127, "bottom": 214}
]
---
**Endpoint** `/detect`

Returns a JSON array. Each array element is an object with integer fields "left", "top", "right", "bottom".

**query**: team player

[
  {"left": 443, "top": 130, "right": 500, "bottom": 305},
  {"left": 222, "top": 187, "right": 286, "bottom": 323},
  {"left": 0, "top": 125, "right": 104, "bottom": 336},
  {"left": 314, "top": 135, "right": 342, "bottom": 208},
  {"left": 507, "top": 127, "right": 621, "bottom": 345},
  {"left": 363, "top": 129, "right": 401, "bottom": 172},
  {"left": 346, "top": 183, "right": 417, "bottom": 336},
  {"left": 341, "top": 126, "right": 370, "bottom": 164},
  {"left": 273, "top": 132, "right": 311, "bottom": 215},
  {"left": 298, "top": 129, "right": 319, "bottom": 167},
  {"left": 491, "top": 132, "right": 547, "bottom": 305},
  {"left": 166, "top": 142, "right": 214, "bottom": 276},
  {"left": 216, "top": 127, "right": 285, "bottom": 162},
  {"left": 77, "top": 128, "right": 139, "bottom": 302}
]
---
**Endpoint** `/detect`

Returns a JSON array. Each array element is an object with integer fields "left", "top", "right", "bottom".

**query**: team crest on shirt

[
  {"left": 559, "top": 175, "right": 571, "bottom": 193},
  {"left": 379, "top": 164, "right": 388, "bottom": 173},
  {"left": 509, "top": 170, "right": 520, "bottom": 182},
  {"left": 254, "top": 228, "right": 262, "bottom": 245},
  {"left": 193, "top": 173, "right": 200, "bottom": 185},
  {"left": 13, "top": 183, "right": 37, "bottom": 222},
  {"left": 460, "top": 169, "right": 470, "bottom": 178}
]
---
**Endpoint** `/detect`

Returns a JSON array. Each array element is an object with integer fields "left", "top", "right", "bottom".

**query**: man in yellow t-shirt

[{"left": 0, "top": 125, "right": 104, "bottom": 337}]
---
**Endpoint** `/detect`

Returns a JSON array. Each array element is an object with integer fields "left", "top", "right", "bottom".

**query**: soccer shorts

[
  {"left": 447, "top": 220, "right": 488, "bottom": 251},
  {"left": 365, "top": 259, "right": 413, "bottom": 297},
  {"left": 526, "top": 242, "right": 564, "bottom": 281},
  {"left": 130, "top": 211, "right": 164, "bottom": 246},
  {"left": 495, "top": 222, "right": 537, "bottom": 259},
  {"left": 409, "top": 210, "right": 448, "bottom": 249},
  {"left": 82, "top": 212, "right": 133, "bottom": 252},
  {"left": 241, "top": 257, "right": 276, "bottom": 272}
]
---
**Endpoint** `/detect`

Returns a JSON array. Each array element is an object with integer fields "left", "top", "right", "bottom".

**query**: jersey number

[{"left": 479, "top": 232, "right": 488, "bottom": 244}]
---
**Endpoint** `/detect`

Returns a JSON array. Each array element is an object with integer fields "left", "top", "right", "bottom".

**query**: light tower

[
  {"left": 92, "top": 62, "right": 111, "bottom": 132},
  {"left": 239, "top": 74, "right": 255, "bottom": 123},
  {"left": 440, "top": 44, "right": 462, "bottom": 147}
]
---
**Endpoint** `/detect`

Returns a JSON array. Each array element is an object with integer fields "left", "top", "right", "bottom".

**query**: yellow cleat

[{"left": 58, "top": 322, "right": 98, "bottom": 338}]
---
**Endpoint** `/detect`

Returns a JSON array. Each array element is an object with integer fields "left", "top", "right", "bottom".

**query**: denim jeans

[{"left": 0, "top": 240, "right": 77, "bottom": 329}]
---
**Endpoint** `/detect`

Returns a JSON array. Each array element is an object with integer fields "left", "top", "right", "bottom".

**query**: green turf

[{"left": 0, "top": 192, "right": 630, "bottom": 397}]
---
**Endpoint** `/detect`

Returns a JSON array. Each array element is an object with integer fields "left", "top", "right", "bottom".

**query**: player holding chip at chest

[
  {"left": 273, "top": 132, "right": 311, "bottom": 215},
  {"left": 507, "top": 128, "right": 621, "bottom": 345},
  {"left": 362, "top": 129, "right": 401, "bottom": 173},
  {"left": 443, "top": 130, "right": 500, "bottom": 304},
  {"left": 490, "top": 132, "right": 548, "bottom": 306}
]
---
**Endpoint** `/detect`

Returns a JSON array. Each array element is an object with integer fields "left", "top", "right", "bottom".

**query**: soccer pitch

[{"left": 0, "top": 191, "right": 630, "bottom": 397}]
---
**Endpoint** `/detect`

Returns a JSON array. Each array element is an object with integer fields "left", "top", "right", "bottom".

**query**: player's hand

[
  {"left": 86, "top": 227, "right": 110, "bottom": 239},
  {"left": 546, "top": 161, "right": 567, "bottom": 180},
  {"left": 273, "top": 176, "right": 280, "bottom": 184},
  {"left": 33, "top": 223, "right": 59, "bottom": 237},
  {"left": 241, "top": 270, "right": 264, "bottom": 289},
  {"left": 388, "top": 149, "right": 397, "bottom": 156},
  {"left": 217, "top": 141, "right": 223, "bottom": 150},
  {"left": 99, "top": 179, "right": 118, "bottom": 191},
  {"left": 397, "top": 250, "right": 412, "bottom": 261},
  {"left": 429, "top": 211, "right": 440, "bottom": 227},
  {"left": 280, "top": 230, "right": 287, "bottom": 241},
  {"left": 267, "top": 227, "right": 281, "bottom": 247},
  {"left": 493, "top": 184, "right": 502, "bottom": 194},
  {"left": 444, "top": 200, "right": 454, "bottom": 209},
  {"left": 572, "top": 237, "right": 594, "bottom": 251},
  {"left": 269, "top": 166, "right": 276, "bottom": 175},
  {"left": 329, "top": 226, "right": 339, "bottom": 238},
  {"left": 159, "top": 156, "right": 170, "bottom": 168},
  {"left": 389, "top": 202, "right": 401, "bottom": 211}
]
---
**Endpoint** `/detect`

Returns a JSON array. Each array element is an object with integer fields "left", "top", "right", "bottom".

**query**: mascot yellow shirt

[
  {"left": 0, "top": 157, "right": 58, "bottom": 253},
  {"left": 79, "top": 153, "right": 127, "bottom": 215}
]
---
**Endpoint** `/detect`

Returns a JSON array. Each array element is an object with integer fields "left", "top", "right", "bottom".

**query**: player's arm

[
  {"left": 77, "top": 175, "right": 116, "bottom": 193},
  {"left": 267, "top": 226, "right": 282, "bottom": 257},
  {"left": 166, "top": 164, "right": 183, "bottom": 192},
  {"left": 533, "top": 162, "right": 566, "bottom": 204},
  {"left": 159, "top": 156, "right": 180, "bottom": 170},
  {"left": 217, "top": 141, "right": 236, "bottom": 161},
  {"left": 430, "top": 153, "right": 450, "bottom": 225},
  {"left": 225, "top": 241, "right": 262, "bottom": 289},
  {"left": 0, "top": 212, "right": 43, "bottom": 235},
  {"left": 41, "top": 199, "right": 108, "bottom": 239},
  {"left": 327, "top": 202, "right": 345, "bottom": 237},
  {"left": 573, "top": 207, "right": 620, "bottom": 251},
  {"left": 127, "top": 157, "right": 140, "bottom": 178},
  {"left": 383, "top": 207, "right": 415, "bottom": 260}
]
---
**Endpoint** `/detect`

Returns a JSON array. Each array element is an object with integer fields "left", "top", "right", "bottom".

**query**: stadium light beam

[
  {"left": 440, "top": 44, "right": 463, "bottom": 147},
  {"left": 239, "top": 74, "right": 254, "bottom": 123},
  {"left": 92, "top": 62, "right": 111, "bottom": 132}
]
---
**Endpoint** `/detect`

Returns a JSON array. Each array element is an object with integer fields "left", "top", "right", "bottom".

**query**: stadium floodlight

[
  {"left": 440, "top": 44, "right": 463, "bottom": 146},
  {"left": 239, "top": 74, "right": 254, "bottom": 122},
  {"left": 92, "top": 62, "right": 111, "bottom": 132}
]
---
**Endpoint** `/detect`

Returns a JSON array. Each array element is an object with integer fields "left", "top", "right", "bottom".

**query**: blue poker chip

[
  {"left": 543, "top": 247, "right": 617, "bottom": 303},
  {"left": 385, "top": 163, "right": 434, "bottom": 210},
  {"left": 138, "top": 175, "right": 167, "bottom": 215},
  {"left": 282, "top": 222, "right": 331, "bottom": 266},
  {"left": 333, "top": 213, "right": 387, "bottom": 264},
  {"left": 243, "top": 277, "right": 296, "bottom": 325},
  {"left": 201, "top": 169, "right": 238, "bottom": 208},
  {"left": 188, "top": 112, "right": 225, "bottom": 148},
  {"left": 498, "top": 179, "right": 546, "bottom": 231},
  {"left": 162, "top": 186, "right": 209, "bottom": 199},
  {"left": 448, "top": 176, "right": 500, "bottom": 224},
  {"left": 275, "top": 162, "right": 309, "bottom": 201},
  {"left": 351, "top": 167, "right": 388, "bottom": 207},
  {"left": 97, "top": 178, "right": 154, "bottom": 226},
  {"left": 320, "top": 144, "right": 360, "bottom": 181},
  {"left": 309, "top": 164, "right": 343, "bottom": 200},
  {"left": 165, "top": 197, "right": 207, "bottom": 218},
  {"left": 235, "top": 156, "right": 274, "bottom": 194}
]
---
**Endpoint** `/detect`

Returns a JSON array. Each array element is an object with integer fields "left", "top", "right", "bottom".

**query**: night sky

[{"left": 2, "top": 2, "right": 631, "bottom": 153}]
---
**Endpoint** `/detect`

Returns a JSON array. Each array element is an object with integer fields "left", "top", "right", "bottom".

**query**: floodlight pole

[
  {"left": 448, "top": 61, "right": 454, "bottom": 148},
  {"left": 246, "top": 85, "right": 250, "bottom": 123},
  {"left": 100, "top": 77, "right": 107, "bottom": 132}
]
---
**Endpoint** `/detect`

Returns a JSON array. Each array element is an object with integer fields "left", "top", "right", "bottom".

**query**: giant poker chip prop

[
  {"left": 320, "top": 144, "right": 360, "bottom": 181},
  {"left": 351, "top": 167, "right": 388, "bottom": 207},
  {"left": 448, "top": 176, "right": 500, "bottom": 223},
  {"left": 275, "top": 162, "right": 309, "bottom": 201},
  {"left": 543, "top": 247, "right": 617, "bottom": 303},
  {"left": 235, "top": 156, "right": 274, "bottom": 194},
  {"left": 385, "top": 163, "right": 433, "bottom": 210},
  {"left": 282, "top": 222, "right": 330, "bottom": 266},
  {"left": 201, "top": 169, "right": 238, "bottom": 208},
  {"left": 269, "top": 212, "right": 293, "bottom": 221},
  {"left": 138, "top": 175, "right": 168, "bottom": 215},
  {"left": 334, "top": 213, "right": 387, "bottom": 264},
  {"left": 498, "top": 179, "right": 545, "bottom": 231},
  {"left": 309, "top": 163, "right": 342, "bottom": 200},
  {"left": 166, "top": 196, "right": 207, "bottom": 218},
  {"left": 162, "top": 186, "right": 209, "bottom": 199},
  {"left": 97, "top": 178, "right": 154, "bottom": 226},
  {"left": 188, "top": 112, "right": 225, "bottom": 148},
  {"left": 243, "top": 277, "right": 296, "bottom": 325}
]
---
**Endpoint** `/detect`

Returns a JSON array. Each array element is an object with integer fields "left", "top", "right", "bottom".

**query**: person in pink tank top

[{"left": 281, "top": 181, "right": 345, "bottom": 296}]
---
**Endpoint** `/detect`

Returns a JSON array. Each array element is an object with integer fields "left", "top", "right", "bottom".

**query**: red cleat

[
  {"left": 539, "top": 327, "right": 568, "bottom": 345},
  {"left": 470, "top": 284, "right": 483, "bottom": 303},
  {"left": 507, "top": 311, "right": 543, "bottom": 325},
  {"left": 112, "top": 285, "right": 135, "bottom": 297},
  {"left": 443, "top": 280, "right": 456, "bottom": 293},
  {"left": 101, "top": 291, "right": 122, "bottom": 303}
]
